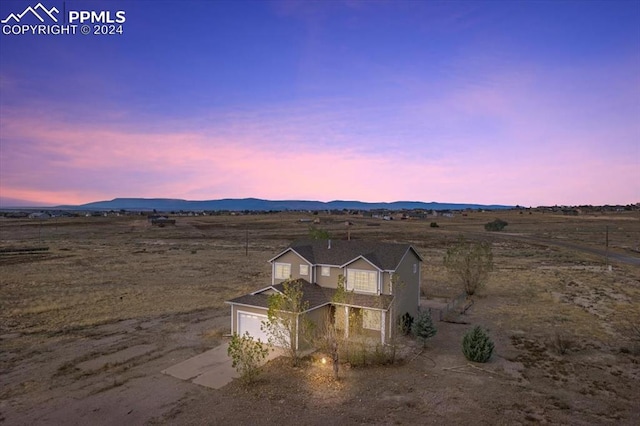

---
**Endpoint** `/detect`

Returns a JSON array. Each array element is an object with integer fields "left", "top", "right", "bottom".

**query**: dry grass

[{"left": 0, "top": 210, "right": 639, "bottom": 425}]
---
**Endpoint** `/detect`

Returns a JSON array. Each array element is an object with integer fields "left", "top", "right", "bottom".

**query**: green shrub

[
  {"left": 412, "top": 310, "right": 437, "bottom": 347},
  {"left": 400, "top": 312, "right": 414, "bottom": 335},
  {"left": 462, "top": 326, "right": 494, "bottom": 362},
  {"left": 484, "top": 218, "right": 508, "bottom": 232},
  {"left": 227, "top": 332, "right": 270, "bottom": 384},
  {"left": 340, "top": 336, "right": 397, "bottom": 367},
  {"left": 430, "top": 222, "right": 439, "bottom": 228},
  {"left": 308, "top": 226, "right": 330, "bottom": 240}
]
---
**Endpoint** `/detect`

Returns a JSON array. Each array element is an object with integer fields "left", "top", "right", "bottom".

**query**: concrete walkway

[{"left": 161, "top": 342, "right": 284, "bottom": 389}]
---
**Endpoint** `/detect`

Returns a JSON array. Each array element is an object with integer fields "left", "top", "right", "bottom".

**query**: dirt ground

[{"left": 1, "top": 211, "right": 639, "bottom": 425}]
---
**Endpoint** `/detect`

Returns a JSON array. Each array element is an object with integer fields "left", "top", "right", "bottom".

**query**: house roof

[
  {"left": 271, "top": 239, "right": 423, "bottom": 271},
  {"left": 227, "top": 279, "right": 394, "bottom": 311},
  {"left": 227, "top": 279, "right": 335, "bottom": 311}
]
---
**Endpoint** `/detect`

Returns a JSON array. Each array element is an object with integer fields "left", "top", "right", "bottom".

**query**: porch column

[
  {"left": 295, "top": 315, "right": 299, "bottom": 351},
  {"left": 381, "top": 310, "right": 386, "bottom": 344},
  {"left": 344, "top": 306, "right": 349, "bottom": 339}
]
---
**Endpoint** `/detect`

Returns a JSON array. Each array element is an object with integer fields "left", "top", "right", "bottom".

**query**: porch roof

[{"left": 227, "top": 279, "right": 394, "bottom": 312}]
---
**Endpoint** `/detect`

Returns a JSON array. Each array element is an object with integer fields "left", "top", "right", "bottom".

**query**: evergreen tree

[
  {"left": 462, "top": 326, "right": 494, "bottom": 363},
  {"left": 411, "top": 309, "right": 437, "bottom": 347}
]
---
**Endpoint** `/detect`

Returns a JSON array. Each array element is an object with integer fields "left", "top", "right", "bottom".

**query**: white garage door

[
  {"left": 237, "top": 311, "right": 270, "bottom": 343},
  {"left": 237, "top": 311, "right": 290, "bottom": 347}
]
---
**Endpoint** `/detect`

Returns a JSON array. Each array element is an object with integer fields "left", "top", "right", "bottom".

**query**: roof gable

[
  {"left": 267, "top": 247, "right": 312, "bottom": 264},
  {"left": 283, "top": 240, "right": 422, "bottom": 271}
]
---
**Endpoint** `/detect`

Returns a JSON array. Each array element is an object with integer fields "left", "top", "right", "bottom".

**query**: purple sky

[{"left": 1, "top": 0, "right": 638, "bottom": 207}]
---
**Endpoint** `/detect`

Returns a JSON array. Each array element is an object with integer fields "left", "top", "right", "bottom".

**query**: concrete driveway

[{"left": 161, "top": 341, "right": 283, "bottom": 389}]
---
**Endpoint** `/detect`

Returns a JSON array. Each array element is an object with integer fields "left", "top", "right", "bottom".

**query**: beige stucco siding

[
  {"left": 272, "top": 250, "right": 312, "bottom": 284},
  {"left": 301, "top": 305, "right": 331, "bottom": 350},
  {"left": 314, "top": 265, "right": 342, "bottom": 288}
]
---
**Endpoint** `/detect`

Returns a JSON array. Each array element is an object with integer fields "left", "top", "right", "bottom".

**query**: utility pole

[
  {"left": 245, "top": 228, "right": 249, "bottom": 256},
  {"left": 605, "top": 225, "right": 609, "bottom": 268}
]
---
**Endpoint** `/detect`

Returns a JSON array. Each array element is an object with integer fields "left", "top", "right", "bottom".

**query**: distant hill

[{"left": 54, "top": 198, "right": 513, "bottom": 212}]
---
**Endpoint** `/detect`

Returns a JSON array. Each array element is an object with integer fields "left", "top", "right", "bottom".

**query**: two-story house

[{"left": 226, "top": 239, "right": 423, "bottom": 349}]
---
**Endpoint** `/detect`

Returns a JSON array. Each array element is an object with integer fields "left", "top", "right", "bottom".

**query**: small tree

[
  {"left": 411, "top": 310, "right": 437, "bottom": 347},
  {"left": 443, "top": 236, "right": 494, "bottom": 296},
  {"left": 308, "top": 226, "right": 330, "bottom": 240},
  {"left": 262, "top": 279, "right": 314, "bottom": 366},
  {"left": 318, "top": 312, "right": 341, "bottom": 380},
  {"left": 462, "top": 326, "right": 494, "bottom": 363},
  {"left": 484, "top": 218, "right": 508, "bottom": 232},
  {"left": 227, "top": 332, "right": 270, "bottom": 384}
]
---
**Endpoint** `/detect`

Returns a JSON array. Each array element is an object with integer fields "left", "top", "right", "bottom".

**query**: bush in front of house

[
  {"left": 462, "top": 326, "right": 494, "bottom": 363},
  {"left": 412, "top": 309, "right": 437, "bottom": 347},
  {"left": 227, "top": 332, "right": 270, "bottom": 384},
  {"left": 400, "top": 312, "right": 414, "bottom": 335}
]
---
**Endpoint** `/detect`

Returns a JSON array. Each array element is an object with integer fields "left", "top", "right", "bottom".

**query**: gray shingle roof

[
  {"left": 272, "top": 279, "right": 335, "bottom": 310},
  {"left": 228, "top": 279, "right": 334, "bottom": 311},
  {"left": 227, "top": 292, "right": 271, "bottom": 309},
  {"left": 283, "top": 239, "right": 422, "bottom": 270},
  {"left": 228, "top": 279, "right": 394, "bottom": 311}
]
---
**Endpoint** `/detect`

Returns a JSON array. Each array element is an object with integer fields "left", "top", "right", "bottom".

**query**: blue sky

[{"left": 1, "top": 0, "right": 638, "bottom": 206}]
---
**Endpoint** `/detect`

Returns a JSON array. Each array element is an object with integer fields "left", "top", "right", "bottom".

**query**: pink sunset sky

[{"left": 1, "top": 1, "right": 638, "bottom": 207}]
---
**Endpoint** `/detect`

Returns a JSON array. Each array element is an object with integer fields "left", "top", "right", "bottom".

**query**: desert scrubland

[{"left": 1, "top": 210, "right": 639, "bottom": 425}]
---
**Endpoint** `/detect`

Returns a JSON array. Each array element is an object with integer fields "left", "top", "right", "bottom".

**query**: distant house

[
  {"left": 28, "top": 212, "right": 50, "bottom": 219},
  {"left": 226, "top": 239, "right": 423, "bottom": 349}
]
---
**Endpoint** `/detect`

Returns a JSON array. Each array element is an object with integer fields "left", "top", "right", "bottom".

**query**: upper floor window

[
  {"left": 321, "top": 266, "right": 330, "bottom": 276},
  {"left": 299, "top": 264, "right": 309, "bottom": 276},
  {"left": 274, "top": 263, "right": 291, "bottom": 280},
  {"left": 413, "top": 263, "right": 418, "bottom": 274},
  {"left": 347, "top": 269, "right": 377, "bottom": 294}
]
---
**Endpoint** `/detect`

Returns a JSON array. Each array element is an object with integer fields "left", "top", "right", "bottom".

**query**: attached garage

[{"left": 237, "top": 311, "right": 270, "bottom": 343}]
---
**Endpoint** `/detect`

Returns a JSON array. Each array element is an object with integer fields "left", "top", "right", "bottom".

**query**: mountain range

[{"left": 52, "top": 198, "right": 513, "bottom": 211}]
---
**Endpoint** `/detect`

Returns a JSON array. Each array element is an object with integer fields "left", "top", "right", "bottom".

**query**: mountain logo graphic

[{"left": 1, "top": 2, "right": 59, "bottom": 24}]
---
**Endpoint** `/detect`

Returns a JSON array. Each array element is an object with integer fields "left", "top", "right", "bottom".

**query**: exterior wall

[
  {"left": 272, "top": 250, "right": 311, "bottom": 284},
  {"left": 392, "top": 249, "right": 421, "bottom": 321},
  {"left": 345, "top": 257, "right": 379, "bottom": 272},
  {"left": 230, "top": 304, "right": 331, "bottom": 351},
  {"left": 334, "top": 305, "right": 384, "bottom": 342},
  {"left": 301, "top": 305, "right": 331, "bottom": 350},
  {"left": 382, "top": 272, "right": 392, "bottom": 295},
  {"left": 230, "top": 304, "right": 269, "bottom": 334},
  {"left": 315, "top": 265, "right": 342, "bottom": 288}
]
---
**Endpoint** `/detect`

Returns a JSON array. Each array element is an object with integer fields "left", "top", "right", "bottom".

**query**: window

[
  {"left": 299, "top": 264, "right": 308, "bottom": 276},
  {"left": 274, "top": 263, "right": 291, "bottom": 279},
  {"left": 413, "top": 263, "right": 418, "bottom": 274},
  {"left": 363, "top": 309, "right": 381, "bottom": 330},
  {"left": 347, "top": 269, "right": 377, "bottom": 293},
  {"left": 321, "top": 266, "right": 330, "bottom": 277}
]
